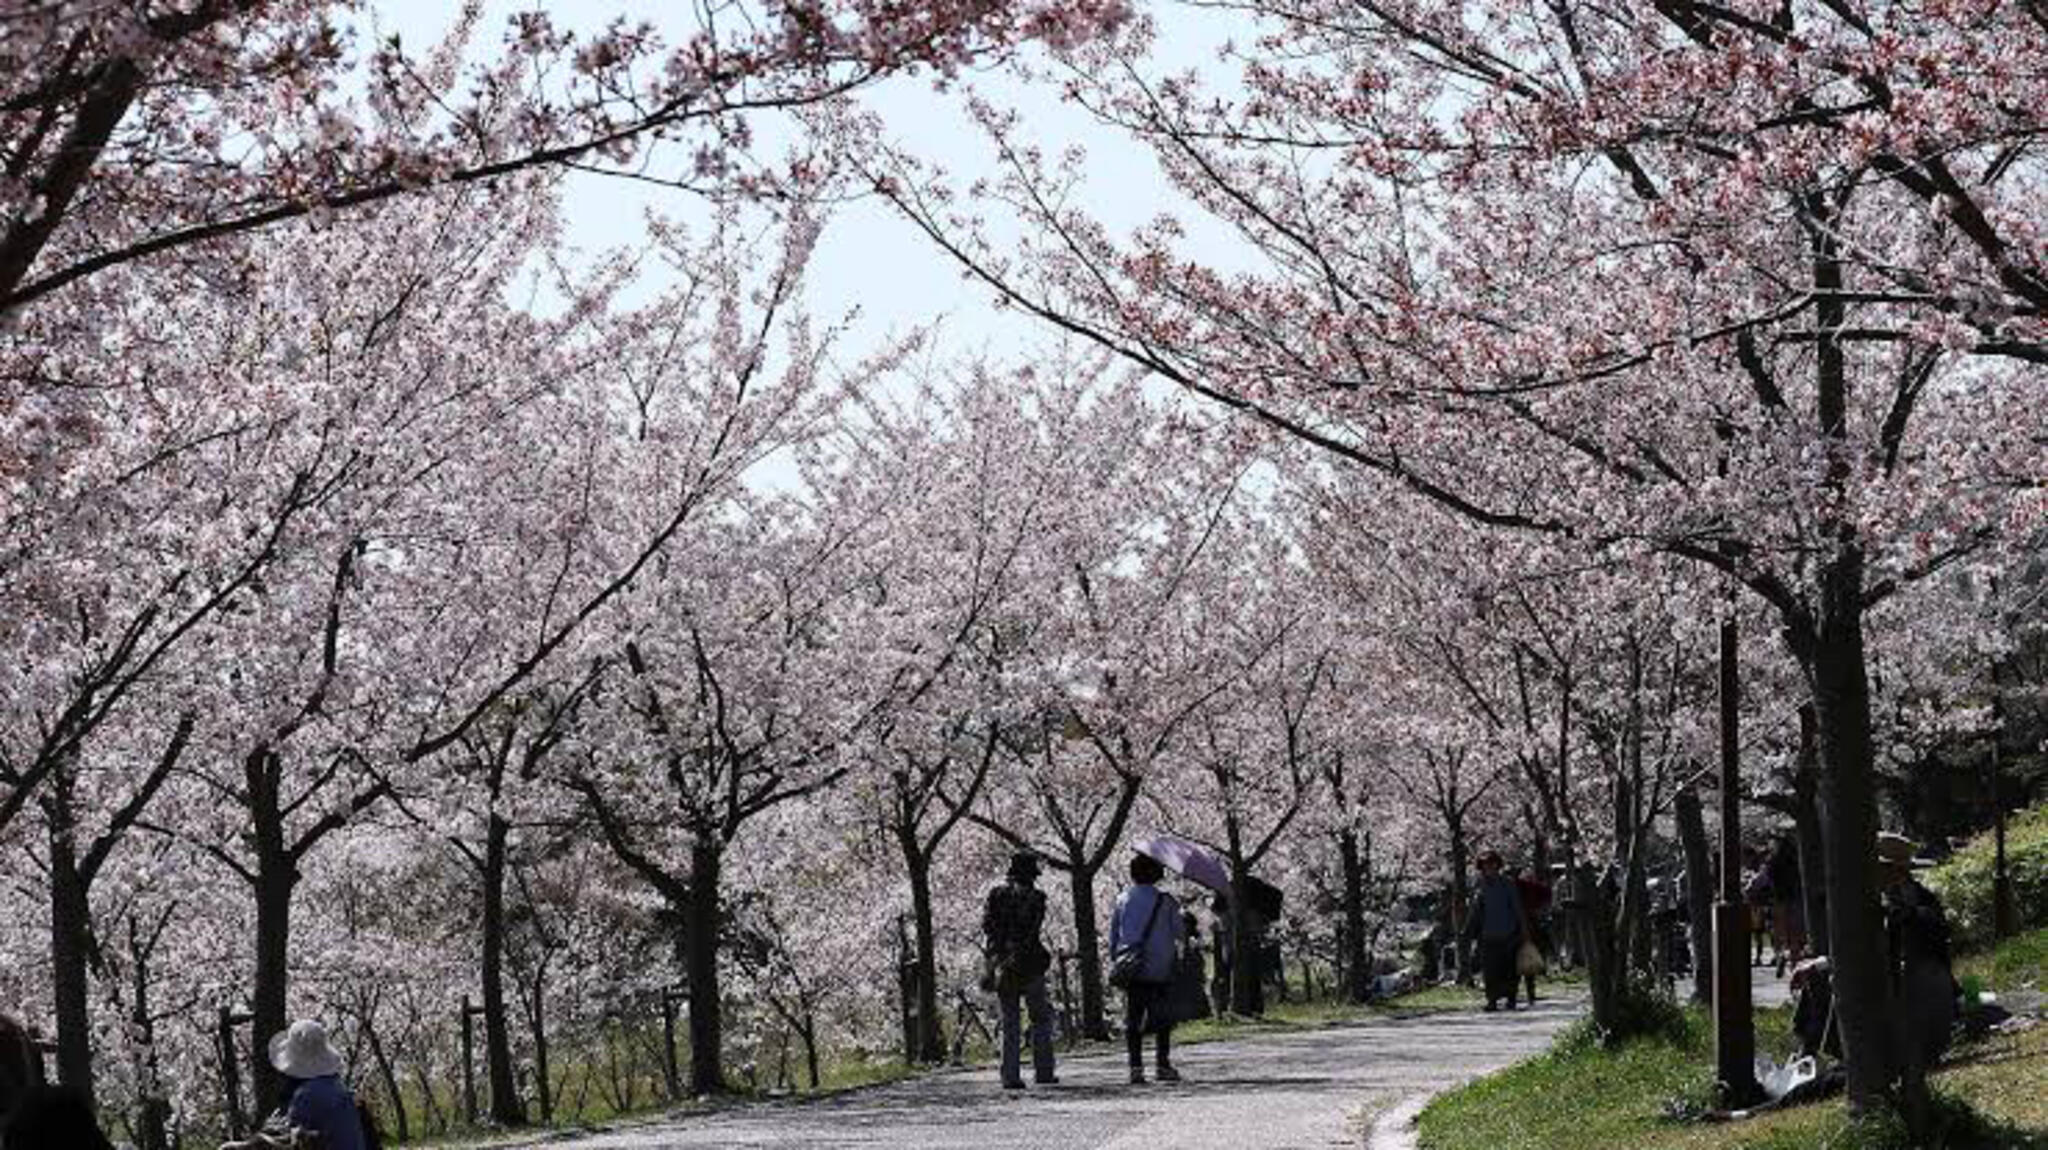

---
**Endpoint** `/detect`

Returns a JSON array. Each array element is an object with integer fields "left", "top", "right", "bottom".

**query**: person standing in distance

[
  {"left": 983, "top": 851, "right": 1058, "bottom": 1090},
  {"left": 1463, "top": 850, "right": 1526, "bottom": 1012}
]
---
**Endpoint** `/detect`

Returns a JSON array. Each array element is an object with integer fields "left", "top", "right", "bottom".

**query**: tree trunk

[
  {"left": 525, "top": 971, "right": 552, "bottom": 1125},
  {"left": 801, "top": 1016, "right": 821, "bottom": 1091},
  {"left": 1337, "top": 827, "right": 1372, "bottom": 1002},
  {"left": 902, "top": 849, "right": 944, "bottom": 1063},
  {"left": 1802, "top": 591, "right": 1897, "bottom": 1114},
  {"left": 1447, "top": 817, "right": 1471, "bottom": 986},
  {"left": 1577, "top": 863, "right": 1624, "bottom": 1037},
  {"left": 48, "top": 808, "right": 95, "bottom": 1106},
  {"left": 1066, "top": 866, "right": 1110, "bottom": 1039},
  {"left": 481, "top": 812, "right": 525, "bottom": 1125},
  {"left": 127, "top": 919, "right": 171, "bottom": 1150},
  {"left": 366, "top": 1020, "right": 408, "bottom": 1143},
  {"left": 1795, "top": 707, "right": 1831, "bottom": 958},
  {"left": 684, "top": 839, "right": 726, "bottom": 1095},
  {"left": 1675, "top": 785, "right": 1715, "bottom": 1004},
  {"left": 1229, "top": 861, "right": 1260, "bottom": 1015},
  {"left": 250, "top": 850, "right": 296, "bottom": 1114}
]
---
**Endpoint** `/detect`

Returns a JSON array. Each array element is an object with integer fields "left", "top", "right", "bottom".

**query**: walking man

[
  {"left": 1464, "top": 850, "right": 1526, "bottom": 1012},
  {"left": 983, "top": 850, "right": 1058, "bottom": 1090}
]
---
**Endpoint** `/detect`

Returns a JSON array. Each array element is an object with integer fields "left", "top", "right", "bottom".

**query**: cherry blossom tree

[
  {"left": 866, "top": 0, "right": 2046, "bottom": 1116},
  {"left": 0, "top": 0, "right": 1132, "bottom": 318}
]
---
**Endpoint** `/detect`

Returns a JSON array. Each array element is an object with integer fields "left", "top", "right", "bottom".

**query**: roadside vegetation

[{"left": 1416, "top": 925, "right": 2048, "bottom": 1150}]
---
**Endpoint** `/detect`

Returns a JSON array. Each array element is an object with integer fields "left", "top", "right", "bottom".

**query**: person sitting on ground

[
  {"left": 1878, "top": 833, "right": 1957, "bottom": 1076},
  {"left": 224, "top": 1020, "right": 366, "bottom": 1150},
  {"left": 5, "top": 1084, "right": 116, "bottom": 1150},
  {"left": 1110, "top": 852, "right": 1184, "bottom": 1085},
  {"left": 1463, "top": 850, "right": 1526, "bottom": 1012}
]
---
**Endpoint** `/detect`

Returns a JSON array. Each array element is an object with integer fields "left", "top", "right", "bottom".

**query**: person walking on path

[
  {"left": 1742, "top": 846, "right": 1773, "bottom": 967},
  {"left": 1765, "top": 835, "right": 1806, "bottom": 977},
  {"left": 1463, "top": 851, "right": 1525, "bottom": 1012},
  {"left": 1110, "top": 853, "right": 1185, "bottom": 1084},
  {"left": 982, "top": 851, "right": 1058, "bottom": 1090}
]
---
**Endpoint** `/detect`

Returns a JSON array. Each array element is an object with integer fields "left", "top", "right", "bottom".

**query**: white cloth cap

[{"left": 268, "top": 1019, "right": 344, "bottom": 1080}]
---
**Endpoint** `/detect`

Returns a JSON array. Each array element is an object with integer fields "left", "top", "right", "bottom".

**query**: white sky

[{"left": 364, "top": 2, "right": 1255, "bottom": 364}]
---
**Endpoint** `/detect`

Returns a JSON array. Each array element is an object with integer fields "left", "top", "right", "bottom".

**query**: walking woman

[{"left": 1110, "top": 853, "right": 1184, "bottom": 1084}]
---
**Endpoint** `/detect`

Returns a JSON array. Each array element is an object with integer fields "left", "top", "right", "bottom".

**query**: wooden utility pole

[
  {"left": 460, "top": 996, "right": 485, "bottom": 1125},
  {"left": 1713, "top": 616, "right": 1761, "bottom": 1106},
  {"left": 216, "top": 1007, "right": 253, "bottom": 1138},
  {"left": 660, "top": 987, "right": 686, "bottom": 1102}
]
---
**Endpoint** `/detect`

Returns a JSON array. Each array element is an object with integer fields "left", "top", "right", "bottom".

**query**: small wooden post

[
  {"left": 216, "top": 1007, "right": 253, "bottom": 1137},
  {"left": 28, "top": 1035, "right": 55, "bottom": 1085},
  {"left": 660, "top": 988, "right": 685, "bottom": 1102},
  {"left": 1055, "top": 951, "right": 1076, "bottom": 1048},
  {"left": 459, "top": 996, "right": 485, "bottom": 1125}
]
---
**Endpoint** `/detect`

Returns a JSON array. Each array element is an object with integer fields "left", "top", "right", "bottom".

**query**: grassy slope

[{"left": 1417, "top": 930, "right": 2048, "bottom": 1150}]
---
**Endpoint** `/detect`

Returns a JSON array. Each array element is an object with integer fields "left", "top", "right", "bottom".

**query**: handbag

[
  {"left": 1109, "top": 891, "right": 1168, "bottom": 990},
  {"left": 1517, "top": 939, "right": 1546, "bottom": 978}
]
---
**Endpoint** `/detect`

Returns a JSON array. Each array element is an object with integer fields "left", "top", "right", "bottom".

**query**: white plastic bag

[{"left": 1755, "top": 1054, "right": 1817, "bottom": 1100}]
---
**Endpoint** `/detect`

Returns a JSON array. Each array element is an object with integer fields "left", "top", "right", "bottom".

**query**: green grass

[
  {"left": 1416, "top": 946, "right": 2048, "bottom": 1150},
  {"left": 1956, "top": 925, "right": 2048, "bottom": 995}
]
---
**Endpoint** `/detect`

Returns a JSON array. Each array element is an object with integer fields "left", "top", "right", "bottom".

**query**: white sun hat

[{"left": 268, "top": 1019, "right": 344, "bottom": 1080}]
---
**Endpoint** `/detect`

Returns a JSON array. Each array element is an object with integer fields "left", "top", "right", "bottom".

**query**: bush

[
  {"left": 1927, "top": 803, "right": 2048, "bottom": 952},
  {"left": 1580, "top": 971, "right": 1693, "bottom": 1050}
]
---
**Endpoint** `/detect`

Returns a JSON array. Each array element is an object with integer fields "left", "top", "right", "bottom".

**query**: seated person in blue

[{"left": 229, "top": 1020, "right": 365, "bottom": 1150}]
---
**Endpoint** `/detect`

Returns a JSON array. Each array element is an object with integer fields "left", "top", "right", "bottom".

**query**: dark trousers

[
  {"left": 1124, "top": 980, "right": 1173, "bottom": 1068},
  {"left": 998, "top": 976, "right": 1056, "bottom": 1086},
  {"left": 1479, "top": 937, "right": 1521, "bottom": 1007}
]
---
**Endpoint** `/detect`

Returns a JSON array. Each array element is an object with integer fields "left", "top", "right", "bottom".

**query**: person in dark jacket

[
  {"left": 0, "top": 1013, "right": 41, "bottom": 1141},
  {"left": 1878, "top": 833, "right": 1956, "bottom": 1075},
  {"left": 982, "top": 850, "right": 1057, "bottom": 1090},
  {"left": 1515, "top": 868, "right": 1552, "bottom": 1003},
  {"left": 1765, "top": 835, "right": 1806, "bottom": 977},
  {"left": 4, "top": 1084, "right": 115, "bottom": 1150},
  {"left": 1463, "top": 851, "right": 1526, "bottom": 1012}
]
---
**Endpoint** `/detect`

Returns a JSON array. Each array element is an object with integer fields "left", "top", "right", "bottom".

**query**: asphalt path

[
  {"left": 516, "top": 968, "right": 1794, "bottom": 1150},
  {"left": 520, "top": 997, "right": 1579, "bottom": 1150}
]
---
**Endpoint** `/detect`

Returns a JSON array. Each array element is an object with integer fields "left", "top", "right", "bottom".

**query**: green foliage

[
  {"left": 1586, "top": 971, "right": 1694, "bottom": 1048},
  {"left": 1955, "top": 925, "right": 2048, "bottom": 994},
  {"left": 1928, "top": 804, "right": 2048, "bottom": 952},
  {"left": 1416, "top": 1000, "right": 2047, "bottom": 1150},
  {"left": 1416, "top": 1005, "right": 1711, "bottom": 1150}
]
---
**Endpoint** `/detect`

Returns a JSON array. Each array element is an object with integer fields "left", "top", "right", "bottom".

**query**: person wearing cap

[
  {"left": 1877, "top": 832, "right": 1957, "bottom": 1075},
  {"left": 239, "top": 1019, "right": 366, "bottom": 1150},
  {"left": 1463, "top": 850, "right": 1527, "bottom": 1012},
  {"left": 982, "top": 851, "right": 1057, "bottom": 1090}
]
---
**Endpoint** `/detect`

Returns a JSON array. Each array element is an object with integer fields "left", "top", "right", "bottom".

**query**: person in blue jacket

[
  {"left": 263, "top": 1020, "right": 366, "bottom": 1150},
  {"left": 1110, "top": 853, "right": 1184, "bottom": 1084}
]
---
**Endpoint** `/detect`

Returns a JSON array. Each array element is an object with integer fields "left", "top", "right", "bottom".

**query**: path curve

[{"left": 516, "top": 999, "right": 1577, "bottom": 1150}]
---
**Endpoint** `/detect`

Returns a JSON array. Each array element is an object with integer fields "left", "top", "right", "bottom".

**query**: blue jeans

[{"left": 998, "top": 976, "right": 1056, "bottom": 1085}]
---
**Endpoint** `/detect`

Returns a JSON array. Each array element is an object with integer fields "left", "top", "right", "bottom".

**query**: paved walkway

[
  {"left": 523, "top": 999, "right": 1577, "bottom": 1150},
  {"left": 518, "top": 970, "right": 1794, "bottom": 1150}
]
